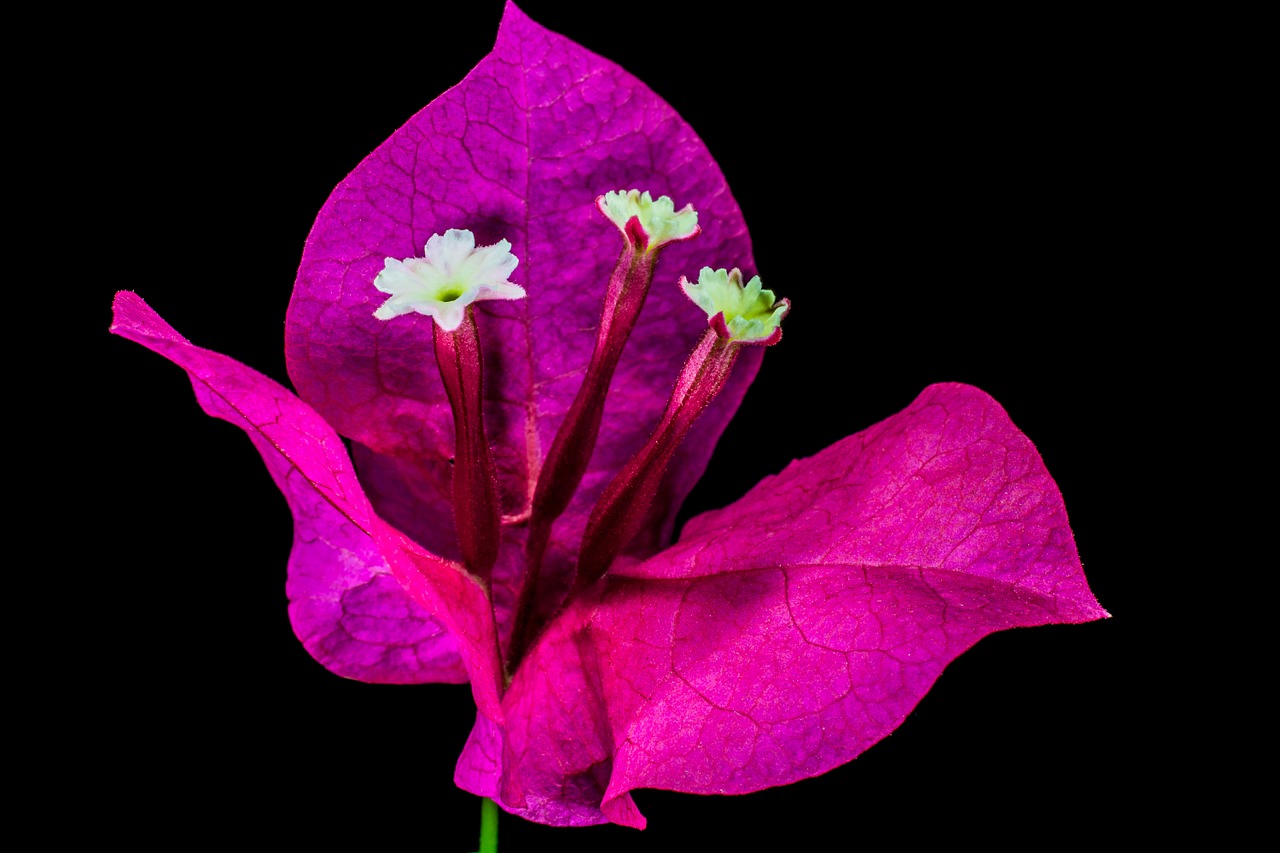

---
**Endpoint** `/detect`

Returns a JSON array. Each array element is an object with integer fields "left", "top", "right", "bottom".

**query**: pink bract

[{"left": 110, "top": 1, "right": 1105, "bottom": 830}]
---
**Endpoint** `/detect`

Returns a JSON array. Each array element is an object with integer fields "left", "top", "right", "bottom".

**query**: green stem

[{"left": 477, "top": 797, "right": 499, "bottom": 853}]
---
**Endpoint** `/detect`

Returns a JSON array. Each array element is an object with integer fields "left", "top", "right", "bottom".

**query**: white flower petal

[
  {"left": 475, "top": 282, "right": 527, "bottom": 301},
  {"left": 372, "top": 229, "right": 524, "bottom": 326},
  {"left": 432, "top": 301, "right": 467, "bottom": 332}
]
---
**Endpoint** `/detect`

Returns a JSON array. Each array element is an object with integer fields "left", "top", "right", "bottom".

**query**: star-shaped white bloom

[{"left": 373, "top": 229, "right": 525, "bottom": 331}]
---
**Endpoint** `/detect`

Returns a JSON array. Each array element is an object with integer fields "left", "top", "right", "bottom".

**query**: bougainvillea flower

[
  {"left": 681, "top": 267, "right": 790, "bottom": 345},
  {"left": 372, "top": 229, "right": 525, "bottom": 328},
  {"left": 110, "top": 1, "right": 1106, "bottom": 830}
]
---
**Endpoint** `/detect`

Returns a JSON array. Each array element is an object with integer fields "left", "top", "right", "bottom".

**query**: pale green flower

[
  {"left": 681, "top": 267, "right": 789, "bottom": 345},
  {"left": 597, "top": 189, "right": 699, "bottom": 250}
]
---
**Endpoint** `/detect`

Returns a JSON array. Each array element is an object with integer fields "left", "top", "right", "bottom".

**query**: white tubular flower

[
  {"left": 681, "top": 267, "right": 789, "bottom": 345},
  {"left": 373, "top": 229, "right": 525, "bottom": 331},
  {"left": 597, "top": 189, "right": 699, "bottom": 251}
]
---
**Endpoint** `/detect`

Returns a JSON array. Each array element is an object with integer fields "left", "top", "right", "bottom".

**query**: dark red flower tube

[
  {"left": 575, "top": 266, "right": 790, "bottom": 589},
  {"left": 435, "top": 309, "right": 502, "bottom": 578},
  {"left": 510, "top": 191, "right": 699, "bottom": 662}
]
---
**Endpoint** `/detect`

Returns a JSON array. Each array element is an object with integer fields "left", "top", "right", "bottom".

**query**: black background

[{"left": 88, "top": 2, "right": 1146, "bottom": 848}]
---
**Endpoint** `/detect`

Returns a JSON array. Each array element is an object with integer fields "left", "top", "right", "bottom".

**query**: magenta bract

[{"left": 110, "top": 1, "right": 1105, "bottom": 830}]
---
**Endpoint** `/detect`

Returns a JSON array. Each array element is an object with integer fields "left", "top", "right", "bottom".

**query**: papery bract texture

[
  {"left": 284, "top": 1, "right": 760, "bottom": 640},
  {"left": 110, "top": 292, "right": 504, "bottom": 719},
  {"left": 464, "top": 383, "right": 1105, "bottom": 827}
]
